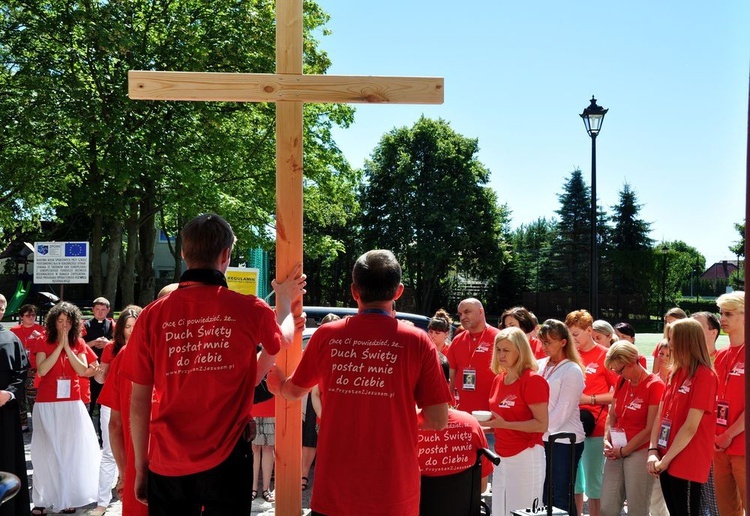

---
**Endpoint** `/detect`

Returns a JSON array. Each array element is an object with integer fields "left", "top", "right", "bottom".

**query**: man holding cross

[
  {"left": 120, "top": 213, "right": 306, "bottom": 515},
  {"left": 268, "top": 249, "right": 451, "bottom": 515}
]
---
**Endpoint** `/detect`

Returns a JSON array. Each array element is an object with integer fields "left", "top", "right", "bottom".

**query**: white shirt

[{"left": 538, "top": 357, "right": 585, "bottom": 443}]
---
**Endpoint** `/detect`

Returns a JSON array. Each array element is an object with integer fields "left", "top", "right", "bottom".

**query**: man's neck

[
  {"left": 468, "top": 322, "right": 487, "bottom": 336},
  {"left": 728, "top": 331, "right": 745, "bottom": 347},
  {"left": 358, "top": 301, "right": 394, "bottom": 314}
]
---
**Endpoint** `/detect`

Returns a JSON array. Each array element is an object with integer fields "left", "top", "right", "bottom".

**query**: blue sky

[{"left": 314, "top": 0, "right": 749, "bottom": 267}]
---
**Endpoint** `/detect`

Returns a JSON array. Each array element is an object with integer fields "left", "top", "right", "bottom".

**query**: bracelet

[
  {"left": 647, "top": 447, "right": 659, "bottom": 452},
  {"left": 619, "top": 447, "right": 626, "bottom": 458},
  {"left": 591, "top": 394, "right": 596, "bottom": 405}
]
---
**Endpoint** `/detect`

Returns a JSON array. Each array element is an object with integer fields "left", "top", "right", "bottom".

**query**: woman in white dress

[{"left": 31, "top": 302, "right": 100, "bottom": 514}]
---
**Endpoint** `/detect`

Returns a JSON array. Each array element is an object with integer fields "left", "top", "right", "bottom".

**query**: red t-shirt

[
  {"left": 446, "top": 325, "right": 500, "bottom": 413},
  {"left": 418, "top": 408, "right": 493, "bottom": 478},
  {"left": 98, "top": 345, "right": 148, "bottom": 516},
  {"left": 10, "top": 324, "right": 45, "bottom": 368},
  {"left": 489, "top": 368, "right": 549, "bottom": 457},
  {"left": 659, "top": 365, "right": 717, "bottom": 483},
  {"left": 253, "top": 395, "right": 275, "bottom": 418},
  {"left": 101, "top": 342, "right": 115, "bottom": 365},
  {"left": 120, "top": 283, "right": 283, "bottom": 476},
  {"left": 714, "top": 344, "right": 745, "bottom": 455},
  {"left": 529, "top": 335, "right": 546, "bottom": 360},
  {"left": 35, "top": 338, "right": 88, "bottom": 402},
  {"left": 579, "top": 343, "right": 618, "bottom": 437},
  {"left": 79, "top": 344, "right": 98, "bottom": 404},
  {"left": 611, "top": 373, "right": 664, "bottom": 450},
  {"left": 290, "top": 313, "right": 451, "bottom": 516}
]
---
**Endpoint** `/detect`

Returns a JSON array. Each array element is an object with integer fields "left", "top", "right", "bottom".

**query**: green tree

[
  {"left": 505, "top": 217, "right": 557, "bottom": 308},
  {"left": 552, "top": 169, "right": 592, "bottom": 309},
  {"left": 654, "top": 241, "right": 705, "bottom": 314},
  {"left": 608, "top": 183, "right": 654, "bottom": 318},
  {"left": 359, "top": 117, "right": 507, "bottom": 314},
  {"left": 728, "top": 220, "right": 744, "bottom": 290},
  {"left": 0, "top": 1, "right": 354, "bottom": 305}
]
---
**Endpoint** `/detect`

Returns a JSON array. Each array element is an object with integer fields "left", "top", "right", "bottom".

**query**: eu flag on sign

[{"left": 65, "top": 242, "right": 87, "bottom": 257}]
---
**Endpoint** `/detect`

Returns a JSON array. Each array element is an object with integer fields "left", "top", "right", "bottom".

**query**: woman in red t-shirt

[
  {"left": 427, "top": 309, "right": 453, "bottom": 356},
  {"left": 31, "top": 302, "right": 100, "bottom": 514},
  {"left": 600, "top": 341, "right": 664, "bottom": 516},
  {"left": 91, "top": 306, "right": 142, "bottom": 516},
  {"left": 485, "top": 326, "right": 549, "bottom": 515},
  {"left": 647, "top": 318, "right": 718, "bottom": 515}
]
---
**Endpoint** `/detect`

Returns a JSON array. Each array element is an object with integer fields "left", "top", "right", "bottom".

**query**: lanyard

[
  {"left": 466, "top": 327, "right": 487, "bottom": 368},
  {"left": 616, "top": 371, "right": 650, "bottom": 422},
  {"left": 542, "top": 358, "right": 567, "bottom": 380},
  {"left": 58, "top": 350, "right": 69, "bottom": 379}
]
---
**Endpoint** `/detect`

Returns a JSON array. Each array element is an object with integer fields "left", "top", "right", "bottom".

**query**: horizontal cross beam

[{"left": 129, "top": 71, "right": 444, "bottom": 104}]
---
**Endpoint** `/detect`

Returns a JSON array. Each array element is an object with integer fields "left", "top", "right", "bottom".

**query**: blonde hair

[
  {"left": 669, "top": 318, "right": 712, "bottom": 378},
  {"left": 491, "top": 327, "right": 538, "bottom": 376},
  {"left": 717, "top": 291, "right": 745, "bottom": 313},
  {"left": 538, "top": 319, "right": 586, "bottom": 373},
  {"left": 604, "top": 341, "right": 639, "bottom": 369}
]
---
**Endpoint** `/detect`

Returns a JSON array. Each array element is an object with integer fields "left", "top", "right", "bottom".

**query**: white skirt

[{"left": 31, "top": 400, "right": 101, "bottom": 510}]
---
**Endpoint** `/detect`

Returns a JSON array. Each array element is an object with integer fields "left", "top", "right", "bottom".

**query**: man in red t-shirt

[
  {"left": 268, "top": 250, "right": 451, "bottom": 516},
  {"left": 446, "top": 298, "right": 499, "bottom": 415},
  {"left": 120, "top": 214, "right": 305, "bottom": 515},
  {"left": 566, "top": 309, "right": 617, "bottom": 516},
  {"left": 713, "top": 292, "right": 746, "bottom": 515}
]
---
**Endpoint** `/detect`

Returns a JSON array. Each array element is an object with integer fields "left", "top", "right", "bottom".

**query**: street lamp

[
  {"left": 660, "top": 244, "right": 669, "bottom": 328},
  {"left": 580, "top": 96, "right": 608, "bottom": 318}
]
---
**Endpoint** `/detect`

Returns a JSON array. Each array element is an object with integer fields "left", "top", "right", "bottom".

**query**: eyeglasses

[
  {"left": 22, "top": 313, "right": 36, "bottom": 318},
  {"left": 611, "top": 363, "right": 627, "bottom": 375},
  {"left": 540, "top": 338, "right": 560, "bottom": 346}
]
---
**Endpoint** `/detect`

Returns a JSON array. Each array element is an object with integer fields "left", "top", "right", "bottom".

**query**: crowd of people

[{"left": 0, "top": 217, "right": 745, "bottom": 516}]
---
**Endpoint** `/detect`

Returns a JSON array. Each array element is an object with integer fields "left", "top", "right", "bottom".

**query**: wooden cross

[{"left": 128, "top": 1, "right": 443, "bottom": 513}]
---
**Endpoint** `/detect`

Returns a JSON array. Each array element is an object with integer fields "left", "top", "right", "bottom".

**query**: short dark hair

[
  {"left": 352, "top": 250, "right": 401, "bottom": 303},
  {"left": 46, "top": 302, "right": 82, "bottom": 344},
  {"left": 19, "top": 304, "right": 38, "bottom": 316},
  {"left": 691, "top": 311, "right": 721, "bottom": 336},
  {"left": 181, "top": 214, "right": 237, "bottom": 267},
  {"left": 500, "top": 306, "right": 536, "bottom": 333},
  {"left": 614, "top": 322, "right": 636, "bottom": 339},
  {"left": 439, "top": 353, "right": 450, "bottom": 383}
]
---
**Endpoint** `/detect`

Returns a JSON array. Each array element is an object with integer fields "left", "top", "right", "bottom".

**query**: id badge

[
  {"left": 462, "top": 368, "right": 477, "bottom": 391},
  {"left": 610, "top": 427, "right": 628, "bottom": 449},
  {"left": 57, "top": 378, "right": 72, "bottom": 399},
  {"left": 717, "top": 400, "right": 730, "bottom": 427},
  {"left": 657, "top": 419, "right": 671, "bottom": 449}
]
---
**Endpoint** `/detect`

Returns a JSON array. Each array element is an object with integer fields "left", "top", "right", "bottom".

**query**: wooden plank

[
  {"left": 128, "top": 70, "right": 444, "bottom": 104},
  {"left": 275, "top": 1, "right": 303, "bottom": 515}
]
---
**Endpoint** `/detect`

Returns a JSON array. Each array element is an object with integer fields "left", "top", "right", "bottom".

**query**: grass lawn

[{"left": 635, "top": 333, "right": 730, "bottom": 369}]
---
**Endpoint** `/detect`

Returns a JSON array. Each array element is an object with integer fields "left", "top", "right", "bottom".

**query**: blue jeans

[{"left": 543, "top": 440, "right": 584, "bottom": 515}]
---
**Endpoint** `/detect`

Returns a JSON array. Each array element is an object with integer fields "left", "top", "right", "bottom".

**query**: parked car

[{"left": 302, "top": 306, "right": 431, "bottom": 331}]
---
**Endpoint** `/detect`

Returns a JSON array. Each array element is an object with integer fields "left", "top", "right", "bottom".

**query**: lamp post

[
  {"left": 660, "top": 244, "right": 669, "bottom": 329},
  {"left": 580, "top": 96, "right": 608, "bottom": 319}
]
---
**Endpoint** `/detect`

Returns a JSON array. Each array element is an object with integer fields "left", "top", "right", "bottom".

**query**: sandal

[
  {"left": 61, "top": 510, "right": 76, "bottom": 514},
  {"left": 262, "top": 489, "right": 275, "bottom": 503},
  {"left": 301, "top": 476, "right": 309, "bottom": 491},
  {"left": 31, "top": 509, "right": 47, "bottom": 516},
  {"left": 251, "top": 490, "right": 258, "bottom": 501}
]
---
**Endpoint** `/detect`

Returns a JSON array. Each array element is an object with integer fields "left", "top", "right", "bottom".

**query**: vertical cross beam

[{"left": 275, "top": 1, "right": 304, "bottom": 513}]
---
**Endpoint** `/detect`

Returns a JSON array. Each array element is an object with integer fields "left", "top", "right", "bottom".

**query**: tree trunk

[
  {"left": 120, "top": 202, "right": 139, "bottom": 307},
  {"left": 104, "top": 218, "right": 122, "bottom": 306},
  {"left": 137, "top": 190, "right": 157, "bottom": 306},
  {"left": 90, "top": 213, "right": 104, "bottom": 298}
]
